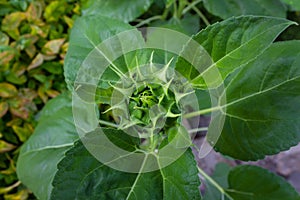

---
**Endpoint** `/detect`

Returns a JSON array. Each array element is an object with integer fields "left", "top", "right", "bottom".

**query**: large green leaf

[
  {"left": 203, "top": 165, "right": 300, "bottom": 200},
  {"left": 82, "top": 0, "right": 153, "bottom": 22},
  {"left": 211, "top": 41, "right": 300, "bottom": 160},
  {"left": 203, "top": 0, "right": 286, "bottom": 19},
  {"left": 64, "top": 15, "right": 145, "bottom": 103},
  {"left": 227, "top": 165, "right": 300, "bottom": 200},
  {"left": 175, "top": 16, "right": 294, "bottom": 89},
  {"left": 16, "top": 93, "right": 78, "bottom": 200},
  {"left": 50, "top": 128, "right": 201, "bottom": 200},
  {"left": 64, "top": 15, "right": 137, "bottom": 89}
]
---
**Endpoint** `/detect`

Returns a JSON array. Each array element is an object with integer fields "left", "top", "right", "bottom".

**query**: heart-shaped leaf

[
  {"left": 212, "top": 41, "right": 300, "bottom": 160},
  {"left": 175, "top": 16, "right": 295, "bottom": 89},
  {"left": 50, "top": 131, "right": 201, "bottom": 200},
  {"left": 16, "top": 93, "right": 78, "bottom": 200}
]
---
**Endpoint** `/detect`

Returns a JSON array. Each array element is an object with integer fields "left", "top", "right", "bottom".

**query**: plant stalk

[
  {"left": 183, "top": 106, "right": 221, "bottom": 118},
  {"left": 197, "top": 166, "right": 233, "bottom": 200}
]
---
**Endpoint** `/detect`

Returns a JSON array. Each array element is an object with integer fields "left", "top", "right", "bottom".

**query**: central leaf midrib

[{"left": 125, "top": 154, "right": 149, "bottom": 200}]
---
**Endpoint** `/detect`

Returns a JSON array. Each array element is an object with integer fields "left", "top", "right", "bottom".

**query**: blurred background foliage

[
  {"left": 0, "top": 0, "right": 300, "bottom": 199},
  {"left": 0, "top": 0, "right": 84, "bottom": 199}
]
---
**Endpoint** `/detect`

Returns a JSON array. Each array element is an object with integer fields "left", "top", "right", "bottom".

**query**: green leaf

[
  {"left": 43, "top": 1, "right": 66, "bottom": 23},
  {"left": 203, "top": 165, "right": 300, "bottom": 200},
  {"left": 51, "top": 129, "right": 201, "bottom": 200},
  {"left": 0, "top": 31, "right": 9, "bottom": 45},
  {"left": 150, "top": 13, "right": 200, "bottom": 35},
  {"left": 212, "top": 41, "right": 300, "bottom": 160},
  {"left": 166, "top": 0, "right": 175, "bottom": 8},
  {"left": 1, "top": 11, "right": 26, "bottom": 39},
  {"left": 0, "top": 140, "right": 15, "bottom": 153},
  {"left": 42, "top": 62, "right": 63, "bottom": 75},
  {"left": 0, "top": 83, "right": 17, "bottom": 98},
  {"left": 82, "top": 0, "right": 154, "bottom": 22},
  {"left": 175, "top": 16, "right": 294, "bottom": 88},
  {"left": 0, "top": 102, "right": 9, "bottom": 118},
  {"left": 203, "top": 0, "right": 286, "bottom": 19},
  {"left": 16, "top": 93, "right": 78, "bottom": 200},
  {"left": 64, "top": 15, "right": 139, "bottom": 90},
  {"left": 281, "top": 0, "right": 300, "bottom": 10},
  {"left": 203, "top": 163, "right": 231, "bottom": 200},
  {"left": 226, "top": 165, "right": 300, "bottom": 200}
]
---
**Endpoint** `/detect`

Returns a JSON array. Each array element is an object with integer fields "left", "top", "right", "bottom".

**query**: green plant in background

[
  {"left": 0, "top": 0, "right": 299, "bottom": 199},
  {"left": 0, "top": 0, "right": 84, "bottom": 199}
]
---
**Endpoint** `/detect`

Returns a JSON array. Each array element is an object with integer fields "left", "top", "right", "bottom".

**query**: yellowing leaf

[
  {"left": 0, "top": 140, "right": 16, "bottom": 153},
  {"left": 0, "top": 83, "right": 17, "bottom": 98},
  {"left": 0, "top": 49, "right": 15, "bottom": 66},
  {"left": 27, "top": 53, "right": 44, "bottom": 70},
  {"left": 38, "top": 86, "right": 48, "bottom": 103},
  {"left": 8, "top": 88, "right": 37, "bottom": 119},
  {"left": 12, "top": 63, "right": 26, "bottom": 76},
  {"left": 4, "top": 189, "right": 28, "bottom": 200},
  {"left": 6, "top": 119, "right": 22, "bottom": 127},
  {"left": 0, "top": 102, "right": 9, "bottom": 118},
  {"left": 26, "top": 1, "right": 43, "bottom": 22},
  {"left": 44, "top": 1, "right": 66, "bottom": 22},
  {"left": 16, "top": 34, "right": 38, "bottom": 51},
  {"left": 2, "top": 12, "right": 27, "bottom": 39},
  {"left": 73, "top": 3, "right": 81, "bottom": 14},
  {"left": 60, "top": 42, "right": 69, "bottom": 59},
  {"left": 25, "top": 44, "right": 37, "bottom": 58},
  {"left": 63, "top": 16, "right": 74, "bottom": 28},
  {"left": 0, "top": 181, "right": 21, "bottom": 195},
  {"left": 12, "top": 125, "right": 33, "bottom": 142},
  {"left": 0, "top": 31, "right": 9, "bottom": 45},
  {"left": 42, "top": 38, "right": 65, "bottom": 55},
  {"left": 30, "top": 24, "right": 49, "bottom": 38},
  {"left": 46, "top": 89, "right": 60, "bottom": 98},
  {"left": 42, "top": 54, "right": 56, "bottom": 61}
]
